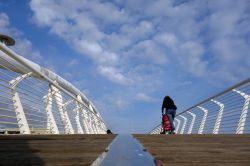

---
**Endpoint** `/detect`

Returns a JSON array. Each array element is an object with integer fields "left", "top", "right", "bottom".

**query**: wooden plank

[
  {"left": 0, "top": 134, "right": 116, "bottom": 166},
  {"left": 134, "top": 134, "right": 250, "bottom": 166}
]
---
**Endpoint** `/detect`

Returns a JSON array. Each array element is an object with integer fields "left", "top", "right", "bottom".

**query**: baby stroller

[{"left": 160, "top": 114, "right": 171, "bottom": 134}]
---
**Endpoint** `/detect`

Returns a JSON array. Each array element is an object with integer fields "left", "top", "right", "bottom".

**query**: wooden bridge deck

[
  {"left": 0, "top": 134, "right": 116, "bottom": 166},
  {"left": 134, "top": 134, "right": 250, "bottom": 166}
]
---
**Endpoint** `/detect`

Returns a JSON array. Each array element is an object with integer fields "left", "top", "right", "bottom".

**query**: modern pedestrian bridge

[{"left": 0, "top": 35, "right": 250, "bottom": 165}]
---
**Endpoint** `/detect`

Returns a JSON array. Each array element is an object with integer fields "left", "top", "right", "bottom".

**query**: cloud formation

[
  {"left": 28, "top": 0, "right": 250, "bottom": 131},
  {"left": 135, "top": 93, "right": 157, "bottom": 103},
  {"left": 30, "top": 0, "right": 250, "bottom": 87}
]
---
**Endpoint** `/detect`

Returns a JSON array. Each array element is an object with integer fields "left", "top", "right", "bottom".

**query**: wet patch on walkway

[{"left": 100, "top": 134, "right": 155, "bottom": 166}]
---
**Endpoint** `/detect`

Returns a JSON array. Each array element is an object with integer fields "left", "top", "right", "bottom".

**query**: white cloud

[
  {"left": 155, "top": 32, "right": 178, "bottom": 49},
  {"left": 178, "top": 41, "right": 207, "bottom": 77},
  {"left": 98, "top": 66, "right": 133, "bottom": 85},
  {"left": 29, "top": 0, "right": 250, "bottom": 86},
  {"left": 135, "top": 93, "right": 156, "bottom": 103},
  {"left": 67, "top": 59, "right": 78, "bottom": 67},
  {"left": 94, "top": 92, "right": 130, "bottom": 112},
  {"left": 74, "top": 40, "right": 118, "bottom": 65},
  {"left": 127, "top": 40, "right": 168, "bottom": 65}
]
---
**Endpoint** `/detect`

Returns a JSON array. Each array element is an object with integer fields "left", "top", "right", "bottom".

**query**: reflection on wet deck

[{"left": 101, "top": 134, "right": 155, "bottom": 166}]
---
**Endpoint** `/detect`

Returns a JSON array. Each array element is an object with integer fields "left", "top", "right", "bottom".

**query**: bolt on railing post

[
  {"left": 233, "top": 89, "right": 250, "bottom": 134},
  {"left": 211, "top": 99, "right": 224, "bottom": 134},
  {"left": 9, "top": 72, "right": 32, "bottom": 134},
  {"left": 187, "top": 111, "right": 196, "bottom": 134},
  {"left": 197, "top": 106, "right": 208, "bottom": 134},
  {"left": 180, "top": 115, "right": 187, "bottom": 134}
]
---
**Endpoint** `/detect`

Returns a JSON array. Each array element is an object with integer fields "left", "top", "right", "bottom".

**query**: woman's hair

[{"left": 163, "top": 96, "right": 174, "bottom": 107}]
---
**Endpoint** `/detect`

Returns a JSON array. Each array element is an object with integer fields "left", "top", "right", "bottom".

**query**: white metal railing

[
  {"left": 0, "top": 35, "right": 107, "bottom": 134},
  {"left": 150, "top": 78, "right": 250, "bottom": 134}
]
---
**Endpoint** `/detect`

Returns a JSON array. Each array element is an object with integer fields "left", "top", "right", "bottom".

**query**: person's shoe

[{"left": 170, "top": 131, "right": 176, "bottom": 134}]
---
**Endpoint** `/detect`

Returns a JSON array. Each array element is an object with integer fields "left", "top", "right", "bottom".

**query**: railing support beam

[
  {"left": 174, "top": 118, "right": 180, "bottom": 134},
  {"left": 180, "top": 115, "right": 187, "bottom": 134},
  {"left": 233, "top": 89, "right": 250, "bottom": 134},
  {"left": 62, "top": 99, "right": 75, "bottom": 134},
  {"left": 197, "top": 106, "right": 208, "bottom": 134},
  {"left": 211, "top": 99, "right": 224, "bottom": 134},
  {"left": 43, "top": 84, "right": 59, "bottom": 134},
  {"left": 187, "top": 111, "right": 196, "bottom": 134},
  {"left": 77, "top": 95, "right": 90, "bottom": 134},
  {"left": 9, "top": 72, "right": 32, "bottom": 134},
  {"left": 74, "top": 105, "right": 84, "bottom": 134}
]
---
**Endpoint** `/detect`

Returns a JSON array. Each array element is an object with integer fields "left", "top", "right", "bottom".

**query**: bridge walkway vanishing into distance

[
  {"left": 1, "top": 134, "right": 249, "bottom": 166},
  {"left": 0, "top": 35, "right": 250, "bottom": 165}
]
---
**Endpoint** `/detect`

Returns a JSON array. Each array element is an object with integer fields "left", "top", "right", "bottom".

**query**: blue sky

[{"left": 0, "top": 0, "right": 249, "bottom": 134}]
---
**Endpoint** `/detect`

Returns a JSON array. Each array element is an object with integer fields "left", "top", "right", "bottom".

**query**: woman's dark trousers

[{"left": 166, "top": 109, "right": 176, "bottom": 131}]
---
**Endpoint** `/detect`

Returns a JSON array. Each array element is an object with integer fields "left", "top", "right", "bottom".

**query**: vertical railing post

[
  {"left": 187, "top": 111, "right": 196, "bottom": 134},
  {"left": 233, "top": 89, "right": 250, "bottom": 134},
  {"left": 98, "top": 121, "right": 104, "bottom": 134},
  {"left": 85, "top": 111, "right": 94, "bottom": 134},
  {"left": 197, "top": 106, "right": 208, "bottom": 134},
  {"left": 73, "top": 104, "right": 84, "bottom": 134},
  {"left": 86, "top": 110, "right": 94, "bottom": 134},
  {"left": 211, "top": 99, "right": 224, "bottom": 134},
  {"left": 88, "top": 114, "right": 95, "bottom": 134},
  {"left": 81, "top": 110, "right": 90, "bottom": 134},
  {"left": 76, "top": 95, "right": 90, "bottom": 134},
  {"left": 89, "top": 104, "right": 99, "bottom": 134},
  {"left": 158, "top": 127, "right": 161, "bottom": 134},
  {"left": 51, "top": 85, "right": 74, "bottom": 134},
  {"left": 44, "top": 84, "right": 59, "bottom": 134},
  {"left": 96, "top": 120, "right": 102, "bottom": 134},
  {"left": 180, "top": 115, "right": 187, "bottom": 134},
  {"left": 174, "top": 118, "right": 180, "bottom": 134},
  {"left": 102, "top": 122, "right": 107, "bottom": 134},
  {"left": 9, "top": 72, "right": 32, "bottom": 134},
  {"left": 92, "top": 116, "right": 99, "bottom": 134},
  {"left": 62, "top": 99, "right": 75, "bottom": 134},
  {"left": 92, "top": 115, "right": 98, "bottom": 134}
]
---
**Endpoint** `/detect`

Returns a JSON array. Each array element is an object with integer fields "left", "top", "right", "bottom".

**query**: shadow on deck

[{"left": 0, "top": 134, "right": 116, "bottom": 166}]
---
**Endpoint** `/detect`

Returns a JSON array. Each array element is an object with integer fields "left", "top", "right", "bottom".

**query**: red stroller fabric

[{"left": 162, "top": 114, "right": 171, "bottom": 131}]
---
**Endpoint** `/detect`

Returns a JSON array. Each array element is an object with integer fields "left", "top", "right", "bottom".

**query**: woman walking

[{"left": 162, "top": 96, "right": 177, "bottom": 134}]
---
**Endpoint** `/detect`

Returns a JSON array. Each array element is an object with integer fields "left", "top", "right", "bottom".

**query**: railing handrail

[
  {"left": 176, "top": 77, "right": 250, "bottom": 117},
  {"left": 149, "top": 78, "right": 250, "bottom": 134},
  {"left": 0, "top": 42, "right": 106, "bottom": 125}
]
